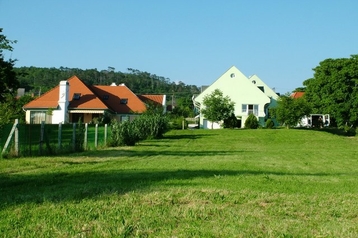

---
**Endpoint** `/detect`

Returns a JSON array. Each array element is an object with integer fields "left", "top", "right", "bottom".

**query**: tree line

[{"left": 14, "top": 66, "right": 200, "bottom": 98}]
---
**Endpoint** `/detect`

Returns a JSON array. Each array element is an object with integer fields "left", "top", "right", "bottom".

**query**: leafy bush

[
  {"left": 169, "top": 116, "right": 187, "bottom": 130},
  {"left": 343, "top": 124, "right": 356, "bottom": 136},
  {"left": 244, "top": 114, "right": 259, "bottom": 129},
  {"left": 92, "top": 111, "right": 112, "bottom": 125},
  {"left": 223, "top": 113, "right": 238, "bottom": 129},
  {"left": 108, "top": 119, "right": 121, "bottom": 146},
  {"left": 265, "top": 119, "right": 274, "bottom": 129}
]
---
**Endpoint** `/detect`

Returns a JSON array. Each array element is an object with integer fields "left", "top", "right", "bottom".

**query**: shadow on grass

[
  {"left": 162, "top": 133, "right": 217, "bottom": 140},
  {"left": 0, "top": 168, "right": 334, "bottom": 207},
  {"left": 74, "top": 149, "right": 248, "bottom": 158},
  {"left": 294, "top": 127, "right": 354, "bottom": 137}
]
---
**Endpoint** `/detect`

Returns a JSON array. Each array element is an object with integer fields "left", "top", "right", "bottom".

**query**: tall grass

[{"left": 1, "top": 129, "right": 358, "bottom": 237}]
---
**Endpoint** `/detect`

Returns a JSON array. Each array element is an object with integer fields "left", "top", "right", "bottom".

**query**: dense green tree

[
  {"left": 0, "top": 94, "right": 34, "bottom": 125},
  {"left": 171, "top": 97, "right": 195, "bottom": 118},
  {"left": 201, "top": 89, "right": 235, "bottom": 129},
  {"left": 303, "top": 55, "right": 358, "bottom": 128},
  {"left": 14, "top": 67, "right": 200, "bottom": 101},
  {"left": 293, "top": 87, "right": 306, "bottom": 92},
  {"left": 271, "top": 94, "right": 311, "bottom": 128},
  {"left": 223, "top": 113, "right": 238, "bottom": 129},
  {"left": 0, "top": 28, "right": 19, "bottom": 102}
]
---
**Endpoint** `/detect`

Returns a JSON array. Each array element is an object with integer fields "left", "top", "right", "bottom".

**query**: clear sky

[{"left": 1, "top": 0, "right": 357, "bottom": 93}]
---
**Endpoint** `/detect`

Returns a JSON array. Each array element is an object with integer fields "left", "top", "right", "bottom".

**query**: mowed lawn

[{"left": 1, "top": 129, "right": 358, "bottom": 237}]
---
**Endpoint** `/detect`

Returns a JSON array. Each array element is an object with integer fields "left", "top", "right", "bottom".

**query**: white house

[{"left": 193, "top": 66, "right": 279, "bottom": 129}]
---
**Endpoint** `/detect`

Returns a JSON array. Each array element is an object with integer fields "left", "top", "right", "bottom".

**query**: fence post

[
  {"left": 95, "top": 124, "right": 98, "bottom": 148},
  {"left": 72, "top": 123, "right": 76, "bottom": 151},
  {"left": 40, "top": 121, "right": 45, "bottom": 155},
  {"left": 14, "top": 119, "right": 19, "bottom": 156},
  {"left": 58, "top": 122, "right": 62, "bottom": 150},
  {"left": 104, "top": 124, "right": 107, "bottom": 146},
  {"left": 2, "top": 119, "right": 19, "bottom": 156},
  {"left": 84, "top": 123, "right": 88, "bottom": 150}
]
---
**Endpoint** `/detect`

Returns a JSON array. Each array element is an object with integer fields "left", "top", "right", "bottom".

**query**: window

[
  {"left": 120, "top": 98, "right": 128, "bottom": 104},
  {"left": 258, "top": 86, "right": 265, "bottom": 92},
  {"left": 103, "top": 95, "right": 109, "bottom": 100},
  {"left": 73, "top": 93, "right": 81, "bottom": 100},
  {"left": 242, "top": 104, "right": 259, "bottom": 116},
  {"left": 230, "top": 73, "right": 235, "bottom": 78},
  {"left": 121, "top": 115, "right": 129, "bottom": 122},
  {"left": 254, "top": 105, "right": 258, "bottom": 115},
  {"left": 242, "top": 104, "right": 247, "bottom": 113},
  {"left": 30, "top": 111, "right": 51, "bottom": 124}
]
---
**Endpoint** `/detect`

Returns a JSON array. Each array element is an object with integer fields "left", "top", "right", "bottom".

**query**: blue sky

[{"left": 1, "top": 0, "right": 357, "bottom": 93}]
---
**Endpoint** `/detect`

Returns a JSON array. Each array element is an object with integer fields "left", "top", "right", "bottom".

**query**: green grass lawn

[{"left": 1, "top": 128, "right": 358, "bottom": 237}]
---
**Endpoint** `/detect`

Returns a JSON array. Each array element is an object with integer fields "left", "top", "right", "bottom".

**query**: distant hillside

[{"left": 14, "top": 67, "right": 200, "bottom": 100}]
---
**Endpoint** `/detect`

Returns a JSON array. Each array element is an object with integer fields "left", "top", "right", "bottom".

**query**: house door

[{"left": 203, "top": 119, "right": 208, "bottom": 129}]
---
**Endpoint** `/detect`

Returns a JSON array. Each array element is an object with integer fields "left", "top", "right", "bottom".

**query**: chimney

[
  {"left": 59, "top": 81, "right": 69, "bottom": 103},
  {"left": 53, "top": 81, "right": 70, "bottom": 124}
]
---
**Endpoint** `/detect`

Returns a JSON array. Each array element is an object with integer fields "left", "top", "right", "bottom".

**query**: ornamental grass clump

[{"left": 109, "top": 113, "right": 169, "bottom": 146}]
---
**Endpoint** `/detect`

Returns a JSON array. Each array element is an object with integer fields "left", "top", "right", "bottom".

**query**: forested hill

[{"left": 14, "top": 67, "right": 200, "bottom": 98}]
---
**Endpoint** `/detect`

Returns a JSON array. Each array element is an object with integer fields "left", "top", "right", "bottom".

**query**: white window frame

[
  {"left": 242, "top": 104, "right": 259, "bottom": 116},
  {"left": 30, "top": 111, "right": 47, "bottom": 124}
]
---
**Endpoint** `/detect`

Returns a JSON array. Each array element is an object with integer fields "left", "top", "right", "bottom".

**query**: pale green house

[{"left": 193, "top": 66, "right": 279, "bottom": 129}]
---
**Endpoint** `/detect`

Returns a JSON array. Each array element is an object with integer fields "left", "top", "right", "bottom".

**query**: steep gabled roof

[
  {"left": 194, "top": 66, "right": 270, "bottom": 103},
  {"left": 23, "top": 76, "right": 109, "bottom": 110},
  {"left": 67, "top": 76, "right": 109, "bottom": 110},
  {"left": 91, "top": 84, "right": 147, "bottom": 113}
]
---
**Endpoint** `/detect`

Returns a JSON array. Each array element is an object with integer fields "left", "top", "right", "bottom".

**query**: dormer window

[
  {"left": 73, "top": 93, "right": 81, "bottom": 100},
  {"left": 103, "top": 95, "right": 109, "bottom": 100},
  {"left": 120, "top": 98, "right": 128, "bottom": 104}
]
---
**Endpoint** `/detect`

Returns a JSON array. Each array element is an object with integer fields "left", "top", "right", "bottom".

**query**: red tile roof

[
  {"left": 67, "top": 76, "right": 109, "bottom": 110},
  {"left": 24, "top": 76, "right": 109, "bottom": 110},
  {"left": 91, "top": 84, "right": 147, "bottom": 113},
  {"left": 291, "top": 92, "right": 305, "bottom": 99},
  {"left": 23, "top": 76, "right": 165, "bottom": 114},
  {"left": 138, "top": 95, "right": 164, "bottom": 105},
  {"left": 23, "top": 86, "right": 60, "bottom": 109}
]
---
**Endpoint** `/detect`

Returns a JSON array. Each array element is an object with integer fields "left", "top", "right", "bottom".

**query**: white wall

[{"left": 195, "top": 66, "right": 272, "bottom": 128}]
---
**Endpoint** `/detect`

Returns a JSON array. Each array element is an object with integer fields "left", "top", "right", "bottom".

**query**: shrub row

[{"left": 109, "top": 113, "right": 169, "bottom": 146}]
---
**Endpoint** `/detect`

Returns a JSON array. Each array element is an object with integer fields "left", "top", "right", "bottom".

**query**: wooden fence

[{"left": 1, "top": 120, "right": 110, "bottom": 157}]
